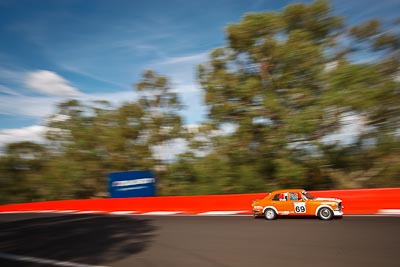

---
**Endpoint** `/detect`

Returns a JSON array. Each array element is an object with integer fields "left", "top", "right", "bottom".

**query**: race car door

[
  {"left": 271, "top": 192, "right": 291, "bottom": 215},
  {"left": 289, "top": 191, "right": 307, "bottom": 215}
]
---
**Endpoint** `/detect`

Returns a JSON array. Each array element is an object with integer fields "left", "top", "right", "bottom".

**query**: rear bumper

[{"left": 253, "top": 210, "right": 263, "bottom": 215}]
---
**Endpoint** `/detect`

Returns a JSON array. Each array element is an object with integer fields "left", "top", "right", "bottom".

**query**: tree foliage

[{"left": 193, "top": 0, "right": 399, "bottom": 192}]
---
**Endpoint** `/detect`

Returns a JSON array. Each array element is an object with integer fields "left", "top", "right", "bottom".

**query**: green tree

[
  {"left": 42, "top": 71, "right": 184, "bottom": 199},
  {"left": 135, "top": 70, "right": 183, "bottom": 145},
  {"left": 196, "top": 0, "right": 399, "bottom": 191},
  {"left": 135, "top": 70, "right": 185, "bottom": 193},
  {"left": 0, "top": 142, "right": 49, "bottom": 204}
]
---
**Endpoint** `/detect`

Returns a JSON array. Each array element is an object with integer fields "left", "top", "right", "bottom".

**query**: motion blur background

[{"left": 0, "top": 0, "right": 399, "bottom": 204}]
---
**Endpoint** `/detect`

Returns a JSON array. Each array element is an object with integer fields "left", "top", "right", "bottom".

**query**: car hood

[{"left": 314, "top": 197, "right": 342, "bottom": 203}]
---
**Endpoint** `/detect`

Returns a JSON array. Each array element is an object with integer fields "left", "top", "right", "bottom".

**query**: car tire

[
  {"left": 318, "top": 207, "right": 334, "bottom": 220},
  {"left": 264, "top": 208, "right": 277, "bottom": 220}
]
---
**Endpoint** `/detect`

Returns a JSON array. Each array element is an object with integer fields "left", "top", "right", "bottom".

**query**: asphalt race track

[{"left": 0, "top": 213, "right": 398, "bottom": 267}]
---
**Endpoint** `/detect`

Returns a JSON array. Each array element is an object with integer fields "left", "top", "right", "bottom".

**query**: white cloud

[
  {"left": 322, "top": 112, "right": 365, "bottom": 145},
  {"left": 394, "top": 71, "right": 400, "bottom": 83},
  {"left": 145, "top": 51, "right": 209, "bottom": 124},
  {"left": 0, "top": 89, "right": 139, "bottom": 149},
  {"left": 25, "top": 70, "right": 83, "bottom": 96},
  {"left": 149, "top": 51, "right": 208, "bottom": 86},
  {"left": 59, "top": 64, "right": 127, "bottom": 89},
  {"left": 155, "top": 52, "right": 209, "bottom": 66},
  {"left": 0, "top": 95, "right": 56, "bottom": 117},
  {"left": 0, "top": 84, "right": 21, "bottom": 96},
  {"left": 0, "top": 90, "right": 137, "bottom": 119},
  {"left": 152, "top": 138, "right": 188, "bottom": 162},
  {"left": 0, "top": 125, "right": 48, "bottom": 149},
  {"left": 325, "top": 61, "right": 338, "bottom": 72},
  {"left": 173, "top": 83, "right": 202, "bottom": 94},
  {"left": 83, "top": 90, "right": 137, "bottom": 103},
  {"left": 0, "top": 66, "right": 23, "bottom": 81}
]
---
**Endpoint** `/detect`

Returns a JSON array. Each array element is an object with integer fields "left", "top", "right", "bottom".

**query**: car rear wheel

[
  {"left": 318, "top": 207, "right": 334, "bottom": 220},
  {"left": 264, "top": 208, "right": 277, "bottom": 220}
]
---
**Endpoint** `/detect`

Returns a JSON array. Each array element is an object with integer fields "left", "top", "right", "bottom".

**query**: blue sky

[{"left": 0, "top": 0, "right": 399, "bottom": 147}]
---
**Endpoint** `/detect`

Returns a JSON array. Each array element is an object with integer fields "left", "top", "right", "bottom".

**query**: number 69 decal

[{"left": 294, "top": 202, "right": 306, "bottom": 213}]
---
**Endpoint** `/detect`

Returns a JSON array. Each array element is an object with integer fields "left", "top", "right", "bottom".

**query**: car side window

[
  {"left": 272, "top": 194, "right": 280, "bottom": 201},
  {"left": 289, "top": 192, "right": 299, "bottom": 201},
  {"left": 277, "top": 193, "right": 288, "bottom": 201}
]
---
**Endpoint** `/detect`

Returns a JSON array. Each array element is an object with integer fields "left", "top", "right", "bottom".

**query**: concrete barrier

[{"left": 0, "top": 188, "right": 399, "bottom": 215}]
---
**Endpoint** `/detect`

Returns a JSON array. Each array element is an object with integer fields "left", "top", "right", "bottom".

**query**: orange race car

[{"left": 252, "top": 189, "right": 343, "bottom": 220}]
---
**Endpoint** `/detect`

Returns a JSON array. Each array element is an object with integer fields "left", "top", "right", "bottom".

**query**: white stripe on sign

[
  {"left": 377, "top": 209, "right": 400, "bottom": 215},
  {"left": 142, "top": 211, "right": 182, "bottom": 215},
  {"left": 197, "top": 211, "right": 248, "bottom": 215},
  {"left": 0, "top": 252, "right": 108, "bottom": 267},
  {"left": 109, "top": 211, "right": 137, "bottom": 215}
]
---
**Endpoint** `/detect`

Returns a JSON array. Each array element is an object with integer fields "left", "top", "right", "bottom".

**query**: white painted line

[
  {"left": 0, "top": 211, "right": 38, "bottom": 214},
  {"left": 197, "top": 211, "right": 248, "bottom": 215},
  {"left": 37, "top": 210, "right": 58, "bottom": 213},
  {"left": 377, "top": 209, "right": 400, "bottom": 215},
  {"left": 2, "top": 210, "right": 400, "bottom": 217},
  {"left": 55, "top": 210, "right": 78, "bottom": 213},
  {"left": 142, "top": 211, "right": 182, "bottom": 215},
  {"left": 108, "top": 211, "right": 137, "bottom": 215},
  {"left": 0, "top": 211, "right": 24, "bottom": 214},
  {"left": 0, "top": 252, "right": 108, "bottom": 267},
  {"left": 346, "top": 214, "right": 385, "bottom": 217},
  {"left": 75, "top": 211, "right": 104, "bottom": 214}
]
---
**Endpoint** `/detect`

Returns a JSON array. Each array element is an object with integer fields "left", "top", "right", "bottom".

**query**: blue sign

[{"left": 108, "top": 171, "right": 156, "bottom": 198}]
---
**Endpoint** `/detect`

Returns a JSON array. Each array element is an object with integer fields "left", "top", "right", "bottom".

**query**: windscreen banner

[{"left": 108, "top": 171, "right": 156, "bottom": 198}]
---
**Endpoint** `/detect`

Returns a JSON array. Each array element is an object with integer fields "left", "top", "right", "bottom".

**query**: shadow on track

[{"left": 0, "top": 213, "right": 156, "bottom": 266}]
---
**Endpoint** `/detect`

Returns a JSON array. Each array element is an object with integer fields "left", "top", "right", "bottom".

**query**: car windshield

[{"left": 302, "top": 191, "right": 314, "bottom": 200}]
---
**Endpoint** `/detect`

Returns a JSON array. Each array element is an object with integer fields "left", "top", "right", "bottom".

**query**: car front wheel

[
  {"left": 264, "top": 208, "right": 277, "bottom": 220},
  {"left": 318, "top": 207, "right": 334, "bottom": 220}
]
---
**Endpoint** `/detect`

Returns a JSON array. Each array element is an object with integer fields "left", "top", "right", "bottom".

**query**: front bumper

[{"left": 333, "top": 210, "right": 343, "bottom": 216}]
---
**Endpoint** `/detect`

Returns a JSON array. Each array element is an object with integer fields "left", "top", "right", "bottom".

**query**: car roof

[{"left": 270, "top": 189, "right": 305, "bottom": 194}]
